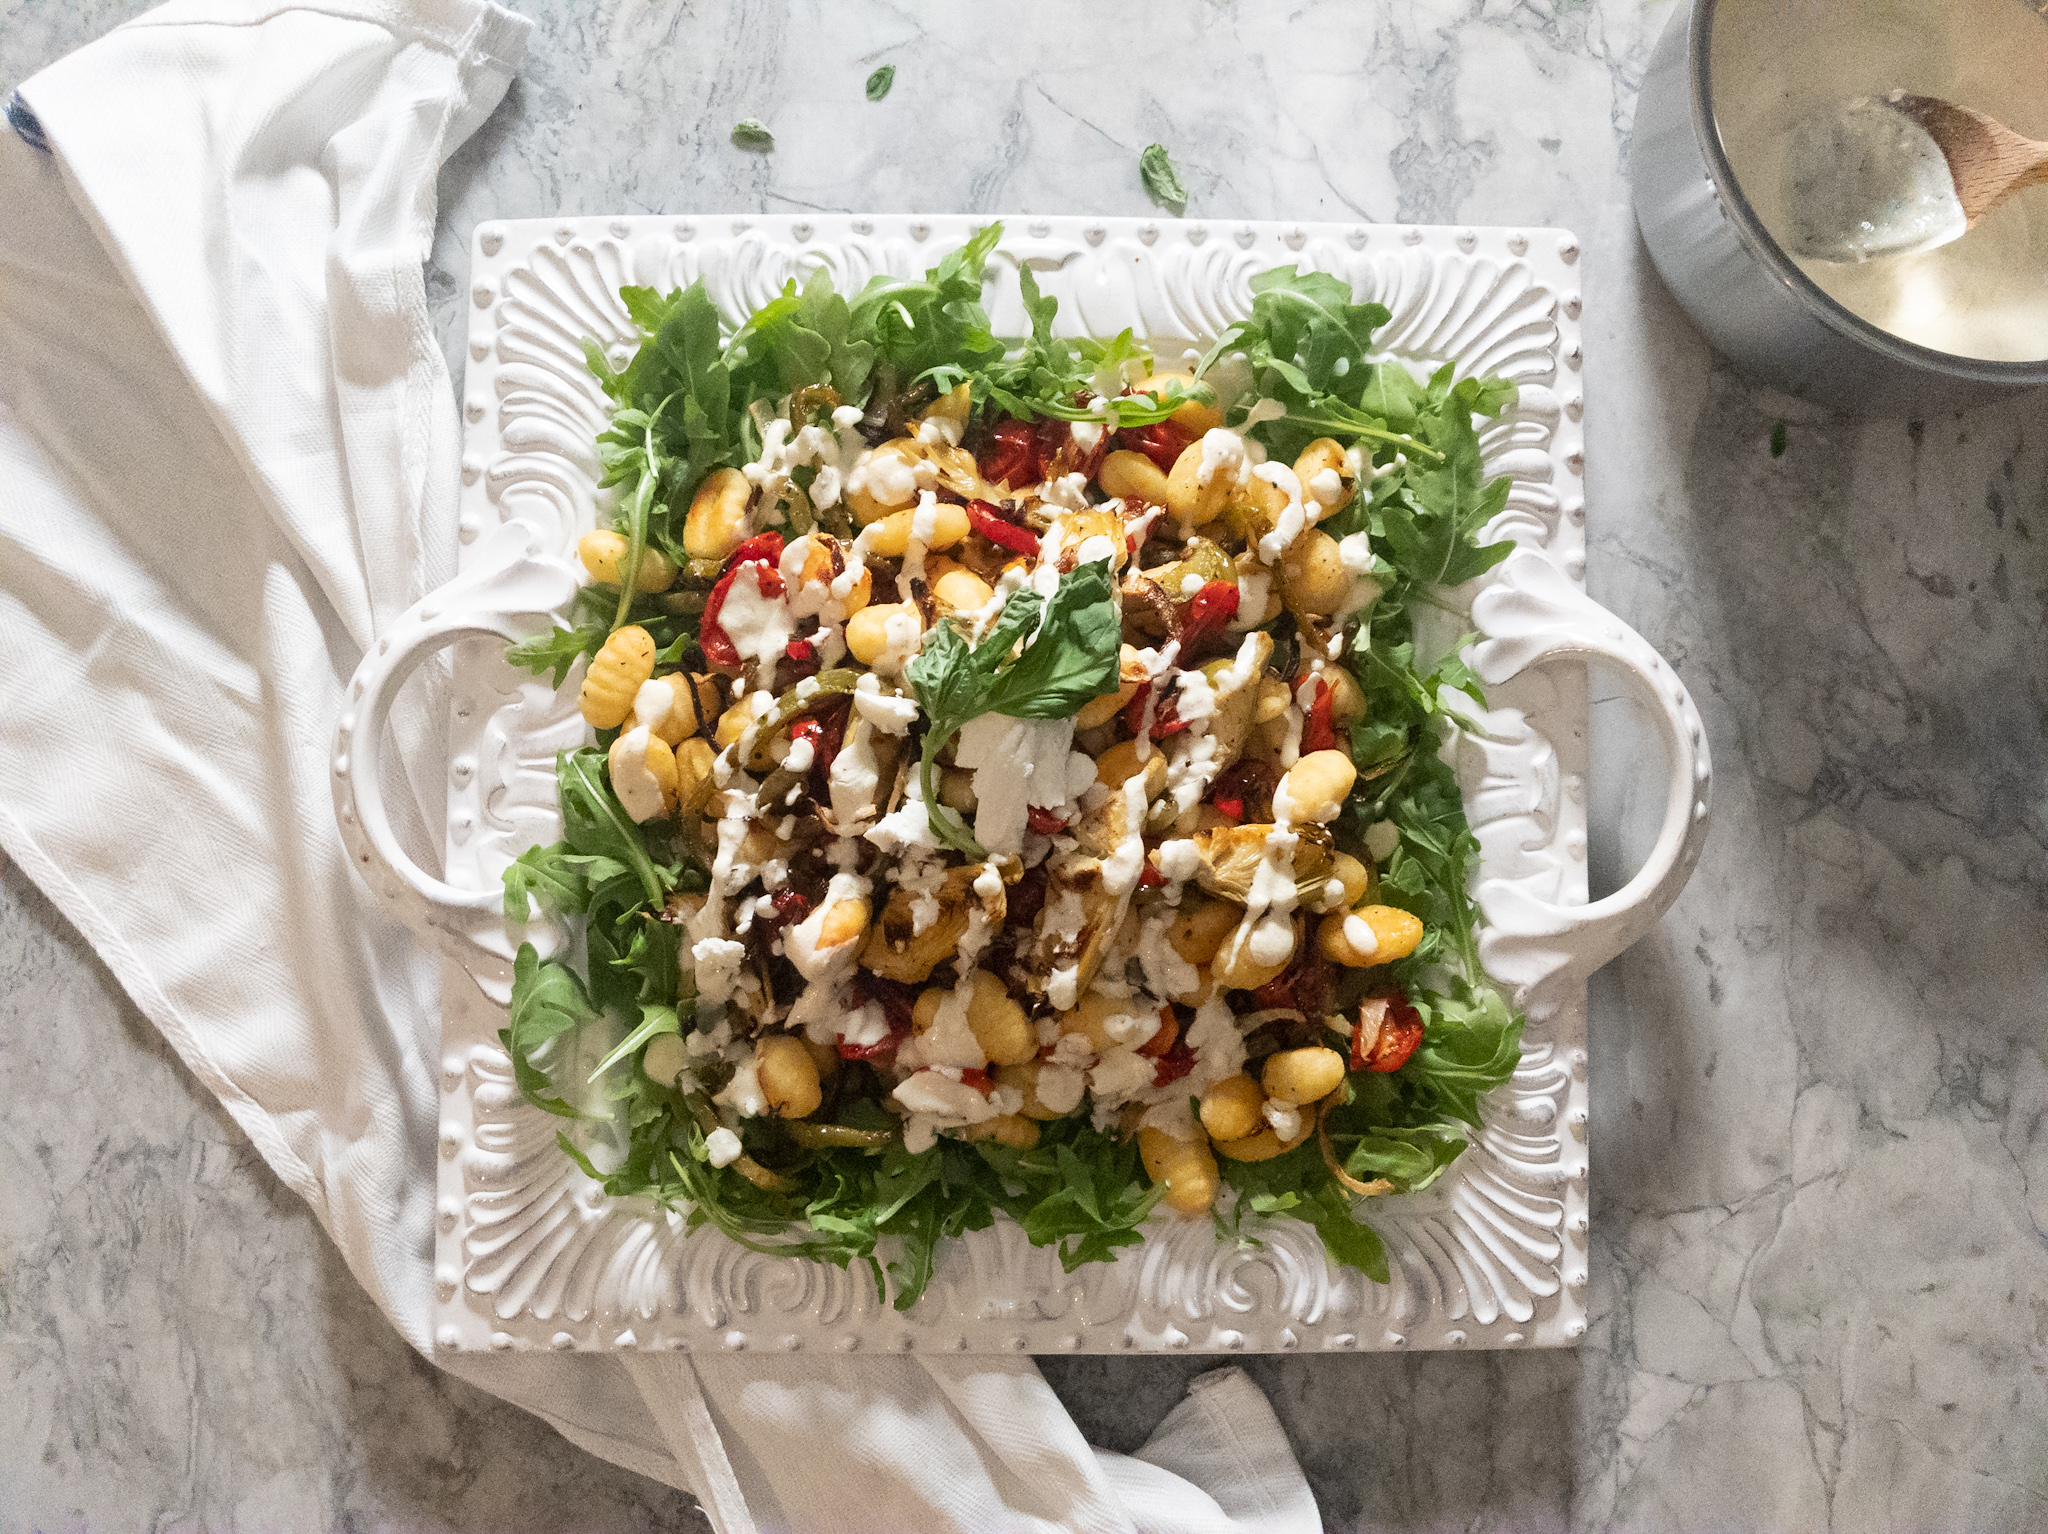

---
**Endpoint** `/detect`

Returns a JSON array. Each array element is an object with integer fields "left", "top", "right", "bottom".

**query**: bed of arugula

[{"left": 494, "top": 223, "right": 1523, "bottom": 1309}]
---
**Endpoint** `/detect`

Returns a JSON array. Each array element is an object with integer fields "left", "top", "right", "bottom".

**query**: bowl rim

[{"left": 1688, "top": 0, "right": 2048, "bottom": 385}]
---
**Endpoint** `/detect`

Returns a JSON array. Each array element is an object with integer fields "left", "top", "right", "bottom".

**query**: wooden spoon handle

[{"left": 1892, "top": 93, "right": 2048, "bottom": 225}]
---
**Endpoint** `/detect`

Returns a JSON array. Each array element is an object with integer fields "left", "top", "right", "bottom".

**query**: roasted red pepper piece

[
  {"left": 966, "top": 499, "right": 1041, "bottom": 556},
  {"left": 1136, "top": 1006, "right": 1178, "bottom": 1057},
  {"left": 1122, "top": 680, "right": 1152, "bottom": 737},
  {"left": 1151, "top": 1029, "right": 1196, "bottom": 1087},
  {"left": 764, "top": 887, "right": 811, "bottom": 936},
  {"left": 840, "top": 975, "right": 915, "bottom": 1060},
  {"left": 788, "top": 694, "right": 850, "bottom": 782},
  {"left": 700, "top": 532, "right": 788, "bottom": 668},
  {"left": 1353, "top": 990, "right": 1425, "bottom": 1073},
  {"left": 1206, "top": 759, "right": 1275, "bottom": 825},
  {"left": 958, "top": 1067, "right": 994, "bottom": 1096},
  {"left": 780, "top": 637, "right": 821, "bottom": 684},
  {"left": 1178, "top": 580, "right": 1240, "bottom": 655},
  {"left": 1299, "top": 678, "right": 1337, "bottom": 754},
  {"left": 1026, "top": 804, "right": 1068, "bottom": 837},
  {"left": 1255, "top": 949, "right": 1331, "bottom": 1018},
  {"left": 1122, "top": 419, "right": 1194, "bottom": 476},
  {"left": 1137, "top": 861, "right": 1166, "bottom": 890}
]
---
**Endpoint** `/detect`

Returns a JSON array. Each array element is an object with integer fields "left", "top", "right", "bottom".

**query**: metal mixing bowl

[{"left": 1631, "top": 0, "right": 2048, "bottom": 412}]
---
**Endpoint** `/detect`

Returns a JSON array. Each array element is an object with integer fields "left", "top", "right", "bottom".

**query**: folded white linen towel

[{"left": 0, "top": 5, "right": 1320, "bottom": 1530}]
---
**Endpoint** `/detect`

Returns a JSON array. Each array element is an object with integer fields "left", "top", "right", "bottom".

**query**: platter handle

[
  {"left": 331, "top": 524, "right": 580, "bottom": 1003},
  {"left": 1467, "top": 550, "right": 1713, "bottom": 1013}
]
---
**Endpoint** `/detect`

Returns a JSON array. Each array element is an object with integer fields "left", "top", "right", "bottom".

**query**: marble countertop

[{"left": 4, "top": 1, "right": 2043, "bottom": 1529}]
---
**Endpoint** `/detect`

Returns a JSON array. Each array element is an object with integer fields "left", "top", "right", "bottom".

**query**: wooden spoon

[{"left": 1888, "top": 92, "right": 2048, "bottom": 230}]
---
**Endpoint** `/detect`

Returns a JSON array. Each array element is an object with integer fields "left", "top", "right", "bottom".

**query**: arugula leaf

[
  {"left": 849, "top": 222, "right": 1004, "bottom": 395},
  {"left": 731, "top": 118, "right": 774, "bottom": 150},
  {"left": 864, "top": 65, "right": 895, "bottom": 101},
  {"left": 1298, "top": 1182, "right": 1390, "bottom": 1283},
  {"left": 501, "top": 844, "right": 631, "bottom": 922},
  {"left": 1403, "top": 984, "right": 1523, "bottom": 1126},
  {"left": 556, "top": 748, "right": 673, "bottom": 907},
  {"left": 588, "top": 1002, "right": 680, "bottom": 1082},
  {"left": 976, "top": 265, "right": 1212, "bottom": 427},
  {"left": 501, "top": 944, "right": 595, "bottom": 1119},
  {"left": 727, "top": 265, "right": 874, "bottom": 406},
  {"left": 1016, "top": 1141, "right": 1163, "bottom": 1269},
  {"left": 1140, "top": 143, "right": 1188, "bottom": 212},
  {"left": 506, "top": 619, "right": 606, "bottom": 687}
]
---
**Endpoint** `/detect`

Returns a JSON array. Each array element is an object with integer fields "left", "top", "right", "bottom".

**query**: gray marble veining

[{"left": 4, "top": 0, "right": 2044, "bottom": 1530}]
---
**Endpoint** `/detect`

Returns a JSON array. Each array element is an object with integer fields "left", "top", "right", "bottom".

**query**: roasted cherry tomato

[
  {"left": 1353, "top": 989, "right": 1425, "bottom": 1073},
  {"left": 979, "top": 418, "right": 1044, "bottom": 488},
  {"left": 1121, "top": 419, "right": 1194, "bottom": 475},
  {"left": 700, "top": 532, "right": 788, "bottom": 668}
]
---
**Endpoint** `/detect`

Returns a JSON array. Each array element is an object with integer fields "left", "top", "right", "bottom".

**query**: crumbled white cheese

[
  {"left": 715, "top": 1057, "right": 767, "bottom": 1118},
  {"left": 852, "top": 672, "right": 919, "bottom": 734},
  {"left": 837, "top": 1001, "right": 891, "bottom": 1051},
  {"left": 691, "top": 937, "right": 748, "bottom": 1004},
  {"left": 704, "top": 1127, "right": 743, "bottom": 1168},
  {"left": 1034, "top": 1062, "right": 1086, "bottom": 1116},
  {"left": 866, "top": 776, "right": 945, "bottom": 855},
  {"left": 1263, "top": 1100, "right": 1301, "bottom": 1141},
  {"left": 1087, "top": 1046, "right": 1156, "bottom": 1104},
  {"left": 955, "top": 713, "right": 1078, "bottom": 856}
]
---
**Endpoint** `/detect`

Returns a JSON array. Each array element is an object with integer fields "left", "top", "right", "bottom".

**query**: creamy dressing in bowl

[{"left": 1712, "top": 0, "right": 2048, "bottom": 362}]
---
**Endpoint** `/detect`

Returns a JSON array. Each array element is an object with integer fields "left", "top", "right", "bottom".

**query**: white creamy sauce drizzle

[
  {"left": 609, "top": 726, "right": 668, "bottom": 822},
  {"left": 719, "top": 562, "right": 794, "bottom": 667}
]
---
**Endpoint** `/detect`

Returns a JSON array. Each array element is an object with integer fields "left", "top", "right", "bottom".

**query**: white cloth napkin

[{"left": 0, "top": 4, "right": 1320, "bottom": 1530}]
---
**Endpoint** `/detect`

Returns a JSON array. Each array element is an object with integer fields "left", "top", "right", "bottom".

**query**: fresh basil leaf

[
  {"left": 864, "top": 64, "right": 895, "bottom": 101},
  {"left": 731, "top": 118, "right": 774, "bottom": 150},
  {"left": 980, "top": 560, "right": 1120, "bottom": 720},
  {"left": 1140, "top": 143, "right": 1188, "bottom": 212}
]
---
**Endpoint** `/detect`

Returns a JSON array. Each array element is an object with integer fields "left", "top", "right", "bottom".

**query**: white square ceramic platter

[{"left": 414, "top": 214, "right": 1633, "bottom": 1357}]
